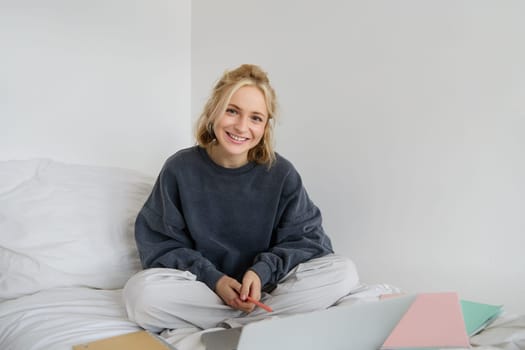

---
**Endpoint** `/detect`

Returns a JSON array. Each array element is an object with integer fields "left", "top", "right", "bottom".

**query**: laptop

[{"left": 201, "top": 294, "right": 416, "bottom": 350}]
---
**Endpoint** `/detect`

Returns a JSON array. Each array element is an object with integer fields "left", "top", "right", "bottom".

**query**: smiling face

[{"left": 209, "top": 85, "right": 269, "bottom": 168}]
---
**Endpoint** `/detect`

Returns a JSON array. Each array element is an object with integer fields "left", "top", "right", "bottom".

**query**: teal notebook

[{"left": 460, "top": 299, "right": 503, "bottom": 336}]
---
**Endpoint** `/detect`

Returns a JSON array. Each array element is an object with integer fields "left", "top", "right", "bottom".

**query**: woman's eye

[
  {"left": 226, "top": 108, "right": 238, "bottom": 115},
  {"left": 252, "top": 115, "right": 263, "bottom": 122}
]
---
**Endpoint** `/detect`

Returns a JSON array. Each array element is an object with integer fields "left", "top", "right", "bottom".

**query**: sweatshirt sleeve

[
  {"left": 250, "top": 166, "right": 334, "bottom": 288},
  {"left": 134, "top": 164, "right": 224, "bottom": 291}
]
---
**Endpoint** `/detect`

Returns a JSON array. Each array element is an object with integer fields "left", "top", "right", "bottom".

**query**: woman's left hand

[{"left": 240, "top": 270, "right": 262, "bottom": 303}]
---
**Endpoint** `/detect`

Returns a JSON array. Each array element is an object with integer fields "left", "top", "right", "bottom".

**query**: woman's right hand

[{"left": 215, "top": 275, "right": 255, "bottom": 313}]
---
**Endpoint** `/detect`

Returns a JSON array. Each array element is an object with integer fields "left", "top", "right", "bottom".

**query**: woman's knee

[
  {"left": 332, "top": 255, "right": 360, "bottom": 292},
  {"left": 122, "top": 268, "right": 196, "bottom": 324},
  {"left": 122, "top": 270, "right": 155, "bottom": 323},
  {"left": 281, "top": 254, "right": 359, "bottom": 291},
  {"left": 308, "top": 254, "right": 359, "bottom": 292}
]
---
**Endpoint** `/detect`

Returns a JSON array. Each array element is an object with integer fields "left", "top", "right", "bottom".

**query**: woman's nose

[{"left": 234, "top": 115, "right": 248, "bottom": 131}]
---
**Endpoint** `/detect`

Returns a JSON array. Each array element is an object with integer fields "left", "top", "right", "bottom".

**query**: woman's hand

[
  {"left": 240, "top": 270, "right": 262, "bottom": 304},
  {"left": 215, "top": 275, "right": 254, "bottom": 313}
]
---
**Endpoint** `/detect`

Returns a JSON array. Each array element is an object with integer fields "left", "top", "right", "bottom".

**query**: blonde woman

[{"left": 123, "top": 64, "right": 359, "bottom": 332}]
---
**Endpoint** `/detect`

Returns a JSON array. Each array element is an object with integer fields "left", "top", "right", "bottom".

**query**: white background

[
  {"left": 0, "top": 0, "right": 191, "bottom": 174},
  {"left": 1, "top": 0, "right": 524, "bottom": 313}
]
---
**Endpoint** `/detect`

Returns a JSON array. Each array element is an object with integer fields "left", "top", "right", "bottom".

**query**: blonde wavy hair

[{"left": 195, "top": 64, "right": 277, "bottom": 166}]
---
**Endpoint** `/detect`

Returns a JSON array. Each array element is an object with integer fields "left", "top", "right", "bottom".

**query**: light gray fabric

[{"left": 123, "top": 254, "right": 359, "bottom": 332}]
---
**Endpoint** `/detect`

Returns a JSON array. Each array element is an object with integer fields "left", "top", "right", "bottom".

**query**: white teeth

[{"left": 228, "top": 133, "right": 247, "bottom": 141}]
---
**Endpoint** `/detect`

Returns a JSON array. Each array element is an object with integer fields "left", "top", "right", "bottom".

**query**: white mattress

[{"left": 1, "top": 285, "right": 524, "bottom": 350}]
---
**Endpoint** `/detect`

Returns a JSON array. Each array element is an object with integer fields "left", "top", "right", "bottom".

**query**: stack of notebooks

[{"left": 380, "top": 292, "right": 502, "bottom": 349}]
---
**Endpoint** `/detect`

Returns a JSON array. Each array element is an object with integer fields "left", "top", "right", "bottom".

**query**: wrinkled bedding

[{"left": 0, "top": 287, "right": 140, "bottom": 350}]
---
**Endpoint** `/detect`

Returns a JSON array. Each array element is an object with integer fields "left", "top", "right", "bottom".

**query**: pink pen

[{"left": 246, "top": 296, "right": 273, "bottom": 312}]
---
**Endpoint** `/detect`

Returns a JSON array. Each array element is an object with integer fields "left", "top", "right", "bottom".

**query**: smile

[{"left": 226, "top": 132, "right": 248, "bottom": 142}]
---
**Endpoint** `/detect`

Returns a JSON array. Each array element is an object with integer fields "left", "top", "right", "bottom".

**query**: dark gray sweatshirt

[{"left": 135, "top": 146, "right": 333, "bottom": 291}]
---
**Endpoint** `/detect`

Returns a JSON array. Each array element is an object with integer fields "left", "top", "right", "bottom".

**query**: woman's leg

[
  {"left": 123, "top": 255, "right": 359, "bottom": 331},
  {"left": 122, "top": 268, "right": 242, "bottom": 332},
  {"left": 223, "top": 254, "right": 360, "bottom": 326}
]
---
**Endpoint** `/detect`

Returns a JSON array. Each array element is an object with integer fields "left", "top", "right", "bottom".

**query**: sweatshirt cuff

[
  {"left": 200, "top": 267, "right": 225, "bottom": 291},
  {"left": 250, "top": 261, "right": 272, "bottom": 287}
]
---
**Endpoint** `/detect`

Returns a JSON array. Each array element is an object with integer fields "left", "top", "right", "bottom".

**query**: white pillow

[{"left": 0, "top": 159, "right": 153, "bottom": 301}]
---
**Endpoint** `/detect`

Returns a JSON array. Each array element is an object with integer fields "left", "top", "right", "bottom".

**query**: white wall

[
  {"left": 0, "top": 0, "right": 192, "bottom": 176},
  {"left": 192, "top": 1, "right": 525, "bottom": 313}
]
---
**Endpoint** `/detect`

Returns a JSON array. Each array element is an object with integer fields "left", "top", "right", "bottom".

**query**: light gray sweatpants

[{"left": 123, "top": 254, "right": 359, "bottom": 332}]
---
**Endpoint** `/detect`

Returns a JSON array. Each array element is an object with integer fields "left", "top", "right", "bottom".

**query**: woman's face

[{"left": 211, "top": 85, "right": 268, "bottom": 168}]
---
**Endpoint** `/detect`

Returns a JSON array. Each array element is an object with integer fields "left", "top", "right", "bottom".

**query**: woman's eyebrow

[{"left": 228, "top": 103, "right": 241, "bottom": 110}]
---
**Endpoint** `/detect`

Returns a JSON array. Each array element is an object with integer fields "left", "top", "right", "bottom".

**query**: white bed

[{"left": 1, "top": 159, "right": 524, "bottom": 350}]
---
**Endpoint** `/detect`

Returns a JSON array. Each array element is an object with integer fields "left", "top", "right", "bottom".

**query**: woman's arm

[
  {"left": 134, "top": 166, "right": 224, "bottom": 291},
  {"left": 250, "top": 167, "right": 334, "bottom": 289}
]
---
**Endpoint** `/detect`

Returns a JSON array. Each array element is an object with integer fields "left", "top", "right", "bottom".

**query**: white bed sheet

[
  {"left": 470, "top": 313, "right": 525, "bottom": 350},
  {"left": 0, "top": 287, "right": 140, "bottom": 350},
  {"left": 1, "top": 285, "right": 524, "bottom": 350}
]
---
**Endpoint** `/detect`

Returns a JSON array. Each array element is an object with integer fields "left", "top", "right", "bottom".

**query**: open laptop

[{"left": 201, "top": 294, "right": 416, "bottom": 350}]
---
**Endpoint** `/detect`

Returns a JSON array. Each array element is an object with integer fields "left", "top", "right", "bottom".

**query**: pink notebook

[{"left": 381, "top": 292, "right": 470, "bottom": 349}]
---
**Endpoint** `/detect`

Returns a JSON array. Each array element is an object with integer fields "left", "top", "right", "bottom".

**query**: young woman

[{"left": 123, "top": 64, "right": 359, "bottom": 332}]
